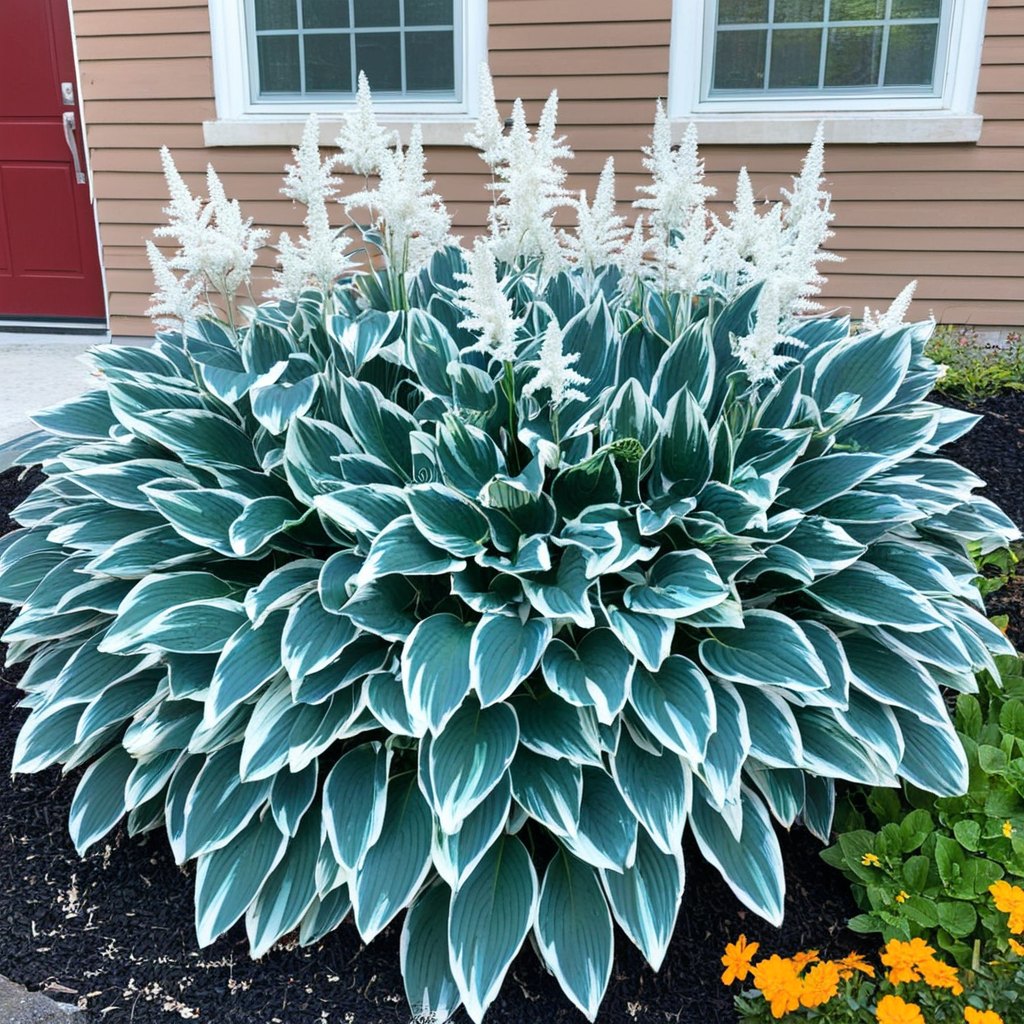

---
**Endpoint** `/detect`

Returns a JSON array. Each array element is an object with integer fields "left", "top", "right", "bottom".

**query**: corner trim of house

[
  {"left": 203, "top": 118, "right": 477, "bottom": 148},
  {"left": 673, "top": 113, "right": 984, "bottom": 146}
]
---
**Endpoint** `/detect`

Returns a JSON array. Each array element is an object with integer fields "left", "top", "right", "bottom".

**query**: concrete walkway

[
  {"left": 0, "top": 333, "right": 106, "bottom": 450},
  {"left": 0, "top": 977, "right": 83, "bottom": 1023}
]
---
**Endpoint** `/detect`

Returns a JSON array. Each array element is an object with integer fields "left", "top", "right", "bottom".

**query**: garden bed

[{"left": 1, "top": 389, "right": 1021, "bottom": 1024}]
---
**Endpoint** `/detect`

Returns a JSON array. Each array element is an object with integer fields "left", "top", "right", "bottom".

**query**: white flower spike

[
  {"left": 336, "top": 71, "right": 396, "bottom": 177},
  {"left": 454, "top": 241, "right": 524, "bottom": 363},
  {"left": 523, "top": 319, "right": 590, "bottom": 406}
]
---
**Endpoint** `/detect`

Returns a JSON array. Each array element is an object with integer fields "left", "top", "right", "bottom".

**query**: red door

[{"left": 0, "top": 0, "right": 106, "bottom": 322}]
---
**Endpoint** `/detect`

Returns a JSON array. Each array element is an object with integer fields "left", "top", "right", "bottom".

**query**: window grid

[
  {"left": 711, "top": 0, "right": 944, "bottom": 94},
  {"left": 247, "top": 0, "right": 457, "bottom": 99}
]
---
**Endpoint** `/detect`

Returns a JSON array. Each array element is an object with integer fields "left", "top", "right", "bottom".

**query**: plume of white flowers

[
  {"left": 731, "top": 283, "right": 800, "bottom": 384},
  {"left": 454, "top": 241, "right": 524, "bottom": 363},
  {"left": 271, "top": 114, "right": 354, "bottom": 300},
  {"left": 635, "top": 107, "right": 716, "bottom": 247},
  {"left": 665, "top": 205, "right": 715, "bottom": 296},
  {"left": 721, "top": 167, "right": 762, "bottom": 266},
  {"left": 523, "top": 320, "right": 590, "bottom": 406},
  {"left": 562, "top": 158, "right": 628, "bottom": 278},
  {"left": 479, "top": 92, "right": 572, "bottom": 275},
  {"left": 616, "top": 216, "right": 650, "bottom": 292},
  {"left": 145, "top": 240, "right": 202, "bottom": 330},
  {"left": 862, "top": 280, "right": 919, "bottom": 333},
  {"left": 153, "top": 148, "right": 266, "bottom": 324},
  {"left": 336, "top": 71, "right": 396, "bottom": 177},
  {"left": 465, "top": 63, "right": 506, "bottom": 168},
  {"left": 346, "top": 124, "right": 453, "bottom": 274}
]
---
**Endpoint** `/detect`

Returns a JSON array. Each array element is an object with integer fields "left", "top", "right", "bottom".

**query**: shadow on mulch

[{"left": 0, "top": 389, "right": 1021, "bottom": 1024}]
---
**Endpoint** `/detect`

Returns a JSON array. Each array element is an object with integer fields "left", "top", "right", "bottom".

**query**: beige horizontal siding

[{"left": 72, "top": 0, "right": 1024, "bottom": 335}]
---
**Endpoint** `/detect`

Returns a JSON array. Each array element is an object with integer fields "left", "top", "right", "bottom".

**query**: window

[
  {"left": 206, "top": 0, "right": 486, "bottom": 139},
  {"left": 668, "top": 0, "right": 986, "bottom": 142},
  {"left": 710, "top": 0, "right": 946, "bottom": 96},
  {"left": 248, "top": 0, "right": 459, "bottom": 102}
]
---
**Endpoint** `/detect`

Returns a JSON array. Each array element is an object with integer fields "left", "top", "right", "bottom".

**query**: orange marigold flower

[
  {"left": 918, "top": 956, "right": 963, "bottom": 995},
  {"left": 790, "top": 949, "right": 820, "bottom": 970},
  {"left": 965, "top": 1009, "right": 1005, "bottom": 1024},
  {"left": 881, "top": 937, "right": 936, "bottom": 985},
  {"left": 1008, "top": 937, "right": 1024, "bottom": 957},
  {"left": 837, "top": 951, "right": 876, "bottom": 979},
  {"left": 721, "top": 934, "right": 760, "bottom": 985},
  {"left": 876, "top": 994, "right": 926, "bottom": 1024},
  {"left": 990, "top": 879, "right": 1024, "bottom": 933},
  {"left": 800, "top": 960, "right": 841, "bottom": 1008},
  {"left": 751, "top": 954, "right": 804, "bottom": 1020},
  {"left": 862, "top": 852, "right": 881, "bottom": 867}
]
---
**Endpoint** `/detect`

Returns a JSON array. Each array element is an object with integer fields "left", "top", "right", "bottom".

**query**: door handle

[{"left": 62, "top": 111, "right": 87, "bottom": 185}]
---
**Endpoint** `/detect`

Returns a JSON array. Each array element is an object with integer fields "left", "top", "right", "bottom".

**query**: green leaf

[
  {"left": 699, "top": 610, "right": 830, "bottom": 693},
  {"left": 448, "top": 834, "right": 538, "bottom": 1024},
  {"left": 323, "top": 742, "right": 391, "bottom": 872},
  {"left": 470, "top": 614, "right": 552, "bottom": 706},
  {"left": 936, "top": 900, "right": 977, "bottom": 938},
  {"left": 194, "top": 810, "right": 288, "bottom": 947},
  {"left": 535, "top": 852, "right": 613, "bottom": 1021},
  {"left": 564, "top": 767, "right": 639, "bottom": 874},
  {"left": 542, "top": 628, "right": 634, "bottom": 725},
  {"left": 401, "top": 881, "right": 462, "bottom": 1021},
  {"left": 282, "top": 590, "right": 358, "bottom": 684},
  {"left": 813, "top": 326, "right": 912, "bottom": 420},
  {"left": 653, "top": 390, "right": 711, "bottom": 498},
  {"left": 428, "top": 697, "right": 518, "bottom": 834},
  {"left": 356, "top": 516, "right": 465, "bottom": 585},
  {"left": 433, "top": 772, "right": 512, "bottom": 888},
  {"left": 690, "top": 785, "right": 785, "bottom": 926},
  {"left": 629, "top": 655, "right": 714, "bottom": 764},
  {"left": 600, "top": 829, "right": 684, "bottom": 971},
  {"left": 352, "top": 770, "right": 433, "bottom": 941},
  {"left": 207, "top": 612, "right": 286, "bottom": 724},
  {"left": 402, "top": 613, "right": 475, "bottom": 735},
  {"left": 623, "top": 550, "right": 728, "bottom": 620},
  {"left": 142, "top": 483, "right": 246, "bottom": 556},
  {"left": 338, "top": 376, "right": 417, "bottom": 480},
  {"left": 605, "top": 605, "right": 674, "bottom": 672},
  {"left": 68, "top": 745, "right": 134, "bottom": 855},
  {"left": 245, "top": 806, "right": 321, "bottom": 957},
  {"left": 510, "top": 748, "right": 583, "bottom": 838},
  {"left": 521, "top": 547, "right": 596, "bottom": 629}
]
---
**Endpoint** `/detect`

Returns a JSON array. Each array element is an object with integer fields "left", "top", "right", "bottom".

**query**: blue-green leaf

[
  {"left": 402, "top": 613, "right": 475, "bottom": 734},
  {"left": 470, "top": 614, "right": 551, "bottom": 706},
  {"left": 401, "top": 881, "right": 462, "bottom": 1021},
  {"left": 323, "top": 742, "right": 391, "bottom": 872}
]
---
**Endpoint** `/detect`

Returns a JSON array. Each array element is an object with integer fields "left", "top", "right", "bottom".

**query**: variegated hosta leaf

[{"left": 1, "top": 218, "right": 1017, "bottom": 1024}]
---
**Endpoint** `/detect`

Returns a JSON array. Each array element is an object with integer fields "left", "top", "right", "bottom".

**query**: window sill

[
  {"left": 203, "top": 117, "right": 477, "bottom": 148},
  {"left": 674, "top": 112, "right": 983, "bottom": 145}
]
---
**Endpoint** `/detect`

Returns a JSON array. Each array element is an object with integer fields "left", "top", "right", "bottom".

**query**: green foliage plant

[
  {"left": 823, "top": 654, "right": 1024, "bottom": 969},
  {"left": 926, "top": 326, "right": 1024, "bottom": 402},
  {"left": 0, "top": 75, "right": 1019, "bottom": 1021}
]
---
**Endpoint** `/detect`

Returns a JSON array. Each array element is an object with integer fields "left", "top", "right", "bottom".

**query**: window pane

[
  {"left": 891, "top": 0, "right": 941, "bottom": 16},
  {"left": 405, "top": 0, "right": 453, "bottom": 26},
  {"left": 824, "top": 25, "right": 882, "bottom": 85},
  {"left": 254, "top": 0, "right": 297, "bottom": 30},
  {"left": 354, "top": 0, "right": 400, "bottom": 26},
  {"left": 713, "top": 29, "right": 767, "bottom": 90},
  {"left": 257, "top": 33, "right": 301, "bottom": 92},
  {"left": 773, "top": 0, "right": 824, "bottom": 22},
  {"left": 304, "top": 33, "right": 352, "bottom": 91},
  {"left": 718, "top": 0, "right": 768, "bottom": 25},
  {"left": 770, "top": 29, "right": 822, "bottom": 88},
  {"left": 885, "top": 23, "right": 938, "bottom": 85},
  {"left": 303, "top": 0, "right": 349, "bottom": 29},
  {"left": 356, "top": 33, "right": 402, "bottom": 91},
  {"left": 829, "top": 0, "right": 885, "bottom": 20},
  {"left": 406, "top": 29, "right": 454, "bottom": 91}
]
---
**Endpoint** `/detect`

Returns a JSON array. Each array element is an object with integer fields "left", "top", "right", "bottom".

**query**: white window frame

[
  {"left": 205, "top": 0, "right": 487, "bottom": 146},
  {"left": 668, "top": 0, "right": 987, "bottom": 143}
]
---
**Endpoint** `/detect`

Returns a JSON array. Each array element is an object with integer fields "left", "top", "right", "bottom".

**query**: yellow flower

[
  {"left": 1008, "top": 937, "right": 1024, "bottom": 956},
  {"left": 837, "top": 951, "right": 876, "bottom": 979},
  {"left": 800, "top": 961, "right": 841, "bottom": 1009},
  {"left": 965, "top": 1009, "right": 1005, "bottom": 1024},
  {"left": 862, "top": 852, "right": 881, "bottom": 867},
  {"left": 1003, "top": 821, "right": 1014, "bottom": 839},
  {"left": 790, "top": 949, "right": 820, "bottom": 970},
  {"left": 881, "top": 937, "right": 936, "bottom": 985},
  {"left": 896, "top": 890, "right": 909, "bottom": 903},
  {"left": 721, "top": 934, "right": 760, "bottom": 985},
  {"left": 751, "top": 954, "right": 804, "bottom": 1020},
  {"left": 876, "top": 994, "right": 926, "bottom": 1024},
  {"left": 990, "top": 879, "right": 1024, "bottom": 933},
  {"left": 918, "top": 956, "right": 964, "bottom": 995}
]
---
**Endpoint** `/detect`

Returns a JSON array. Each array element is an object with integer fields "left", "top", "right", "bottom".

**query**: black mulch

[{"left": 1, "top": 391, "right": 1021, "bottom": 1024}]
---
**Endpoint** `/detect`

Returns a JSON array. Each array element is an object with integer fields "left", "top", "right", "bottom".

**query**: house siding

[{"left": 72, "top": 0, "right": 1024, "bottom": 336}]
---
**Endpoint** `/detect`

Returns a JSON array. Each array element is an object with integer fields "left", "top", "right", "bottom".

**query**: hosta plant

[{"left": 1, "top": 70, "right": 1019, "bottom": 1022}]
